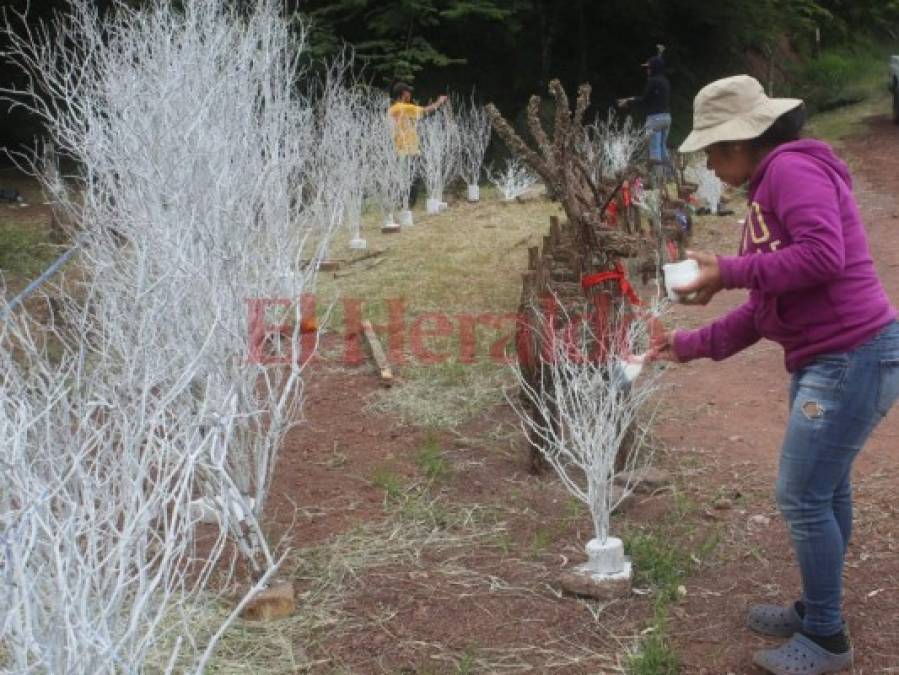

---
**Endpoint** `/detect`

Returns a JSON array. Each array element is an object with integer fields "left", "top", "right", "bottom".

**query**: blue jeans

[
  {"left": 776, "top": 321, "right": 899, "bottom": 636},
  {"left": 646, "top": 113, "right": 671, "bottom": 185}
]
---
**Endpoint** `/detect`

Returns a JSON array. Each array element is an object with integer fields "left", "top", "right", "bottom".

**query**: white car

[{"left": 891, "top": 55, "right": 899, "bottom": 124}]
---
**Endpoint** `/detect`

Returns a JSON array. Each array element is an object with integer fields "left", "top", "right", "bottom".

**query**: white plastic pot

[
  {"left": 585, "top": 536, "right": 626, "bottom": 575},
  {"left": 467, "top": 184, "right": 480, "bottom": 202},
  {"left": 663, "top": 259, "right": 700, "bottom": 302}
]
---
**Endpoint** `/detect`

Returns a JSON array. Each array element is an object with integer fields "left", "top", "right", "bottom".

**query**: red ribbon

[{"left": 581, "top": 261, "right": 643, "bottom": 306}]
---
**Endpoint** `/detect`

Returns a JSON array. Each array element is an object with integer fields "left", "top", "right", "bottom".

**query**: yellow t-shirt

[{"left": 388, "top": 102, "right": 425, "bottom": 156}]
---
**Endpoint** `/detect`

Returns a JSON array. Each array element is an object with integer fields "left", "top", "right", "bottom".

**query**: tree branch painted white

[
  {"left": 508, "top": 300, "right": 662, "bottom": 549},
  {"left": 685, "top": 161, "right": 723, "bottom": 212},
  {"left": 418, "top": 106, "right": 461, "bottom": 213},
  {"left": 455, "top": 94, "right": 491, "bottom": 202},
  {"left": 487, "top": 156, "right": 539, "bottom": 201},
  {"left": 0, "top": 0, "right": 341, "bottom": 669}
]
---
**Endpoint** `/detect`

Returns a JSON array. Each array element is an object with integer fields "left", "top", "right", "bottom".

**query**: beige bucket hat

[{"left": 679, "top": 75, "right": 803, "bottom": 153}]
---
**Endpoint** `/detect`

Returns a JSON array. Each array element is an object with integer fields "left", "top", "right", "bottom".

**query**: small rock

[
  {"left": 713, "top": 497, "right": 733, "bottom": 510},
  {"left": 748, "top": 514, "right": 771, "bottom": 529},
  {"left": 677, "top": 584, "right": 687, "bottom": 598},
  {"left": 727, "top": 435, "right": 744, "bottom": 443},
  {"left": 614, "top": 467, "right": 670, "bottom": 494},
  {"left": 240, "top": 581, "right": 296, "bottom": 621},
  {"left": 559, "top": 563, "right": 632, "bottom": 601}
]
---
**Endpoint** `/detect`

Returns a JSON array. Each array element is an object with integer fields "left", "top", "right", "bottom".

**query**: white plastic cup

[
  {"left": 467, "top": 184, "right": 480, "bottom": 202},
  {"left": 663, "top": 259, "right": 700, "bottom": 302}
]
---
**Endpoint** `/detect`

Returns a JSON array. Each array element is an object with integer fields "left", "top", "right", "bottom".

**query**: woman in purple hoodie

[{"left": 651, "top": 75, "right": 899, "bottom": 674}]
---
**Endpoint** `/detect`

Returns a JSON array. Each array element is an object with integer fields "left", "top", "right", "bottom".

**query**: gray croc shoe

[
  {"left": 753, "top": 634, "right": 853, "bottom": 674},
  {"left": 747, "top": 603, "right": 803, "bottom": 637}
]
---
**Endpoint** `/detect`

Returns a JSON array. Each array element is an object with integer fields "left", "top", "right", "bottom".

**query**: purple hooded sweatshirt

[{"left": 673, "top": 139, "right": 896, "bottom": 372}]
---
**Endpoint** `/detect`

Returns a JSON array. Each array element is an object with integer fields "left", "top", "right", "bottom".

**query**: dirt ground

[{"left": 258, "top": 112, "right": 899, "bottom": 674}]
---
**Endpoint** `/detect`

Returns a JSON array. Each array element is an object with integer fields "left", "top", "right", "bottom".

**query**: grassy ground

[{"left": 315, "top": 186, "right": 563, "bottom": 428}]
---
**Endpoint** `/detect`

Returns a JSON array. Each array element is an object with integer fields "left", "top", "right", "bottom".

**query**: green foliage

[
  {"left": 416, "top": 435, "right": 452, "bottom": 482},
  {"left": 371, "top": 466, "right": 404, "bottom": 501},
  {"left": 626, "top": 532, "right": 692, "bottom": 606},
  {"left": 297, "top": 0, "right": 513, "bottom": 83},
  {"left": 626, "top": 608, "right": 680, "bottom": 675},
  {"left": 787, "top": 44, "right": 888, "bottom": 112},
  {"left": 0, "top": 220, "right": 55, "bottom": 278}
]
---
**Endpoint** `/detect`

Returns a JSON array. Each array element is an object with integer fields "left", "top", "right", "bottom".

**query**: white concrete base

[
  {"left": 467, "top": 184, "right": 480, "bottom": 202},
  {"left": 559, "top": 559, "right": 633, "bottom": 600},
  {"left": 349, "top": 237, "right": 367, "bottom": 250},
  {"left": 399, "top": 209, "right": 414, "bottom": 227},
  {"left": 560, "top": 537, "right": 633, "bottom": 599},
  {"left": 586, "top": 536, "right": 626, "bottom": 575}
]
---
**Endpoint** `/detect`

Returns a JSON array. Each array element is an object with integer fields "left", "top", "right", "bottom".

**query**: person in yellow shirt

[{"left": 388, "top": 82, "right": 447, "bottom": 206}]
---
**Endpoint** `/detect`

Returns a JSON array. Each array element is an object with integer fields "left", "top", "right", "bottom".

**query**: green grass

[
  {"left": 626, "top": 608, "right": 680, "bottom": 675},
  {"left": 803, "top": 44, "right": 894, "bottom": 144},
  {"left": 626, "top": 532, "right": 692, "bottom": 605},
  {"left": 529, "top": 526, "right": 554, "bottom": 559},
  {"left": 416, "top": 435, "right": 453, "bottom": 482},
  {"left": 0, "top": 219, "right": 57, "bottom": 279},
  {"left": 371, "top": 466, "right": 405, "bottom": 501},
  {"left": 623, "top": 491, "right": 722, "bottom": 672}
]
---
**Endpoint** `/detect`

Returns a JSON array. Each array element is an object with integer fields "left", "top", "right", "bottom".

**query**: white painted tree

[
  {"left": 369, "top": 93, "right": 410, "bottom": 230},
  {"left": 315, "top": 56, "right": 370, "bottom": 249},
  {"left": 455, "top": 94, "right": 491, "bottom": 202},
  {"left": 685, "top": 161, "right": 724, "bottom": 213},
  {"left": 486, "top": 156, "right": 539, "bottom": 201},
  {"left": 580, "top": 112, "right": 647, "bottom": 184},
  {"left": 509, "top": 300, "right": 662, "bottom": 586},
  {"left": 418, "top": 105, "right": 461, "bottom": 214},
  {"left": 0, "top": 0, "right": 338, "bottom": 669}
]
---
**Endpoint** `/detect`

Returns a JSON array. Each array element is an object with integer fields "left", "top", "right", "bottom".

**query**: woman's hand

[
  {"left": 676, "top": 250, "right": 724, "bottom": 305},
  {"left": 647, "top": 330, "right": 681, "bottom": 363}
]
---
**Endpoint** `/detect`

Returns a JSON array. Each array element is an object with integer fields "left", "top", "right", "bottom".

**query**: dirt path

[{"left": 665, "top": 114, "right": 899, "bottom": 673}]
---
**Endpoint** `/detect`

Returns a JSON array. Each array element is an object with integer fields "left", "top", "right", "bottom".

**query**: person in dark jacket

[{"left": 618, "top": 51, "right": 672, "bottom": 184}]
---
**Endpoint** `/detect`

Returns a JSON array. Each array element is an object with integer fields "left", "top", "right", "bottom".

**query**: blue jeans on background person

[
  {"left": 776, "top": 320, "right": 899, "bottom": 637},
  {"left": 646, "top": 112, "right": 672, "bottom": 185}
]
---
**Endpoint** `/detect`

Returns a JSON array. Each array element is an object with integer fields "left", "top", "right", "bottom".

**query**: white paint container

[
  {"left": 663, "top": 259, "right": 700, "bottom": 302},
  {"left": 614, "top": 353, "right": 646, "bottom": 384},
  {"left": 467, "top": 184, "right": 480, "bottom": 202}
]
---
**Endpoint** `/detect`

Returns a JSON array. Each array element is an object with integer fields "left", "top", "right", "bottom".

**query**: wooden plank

[
  {"left": 528, "top": 246, "right": 539, "bottom": 270},
  {"left": 361, "top": 320, "right": 393, "bottom": 386},
  {"left": 549, "top": 217, "right": 561, "bottom": 246}
]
